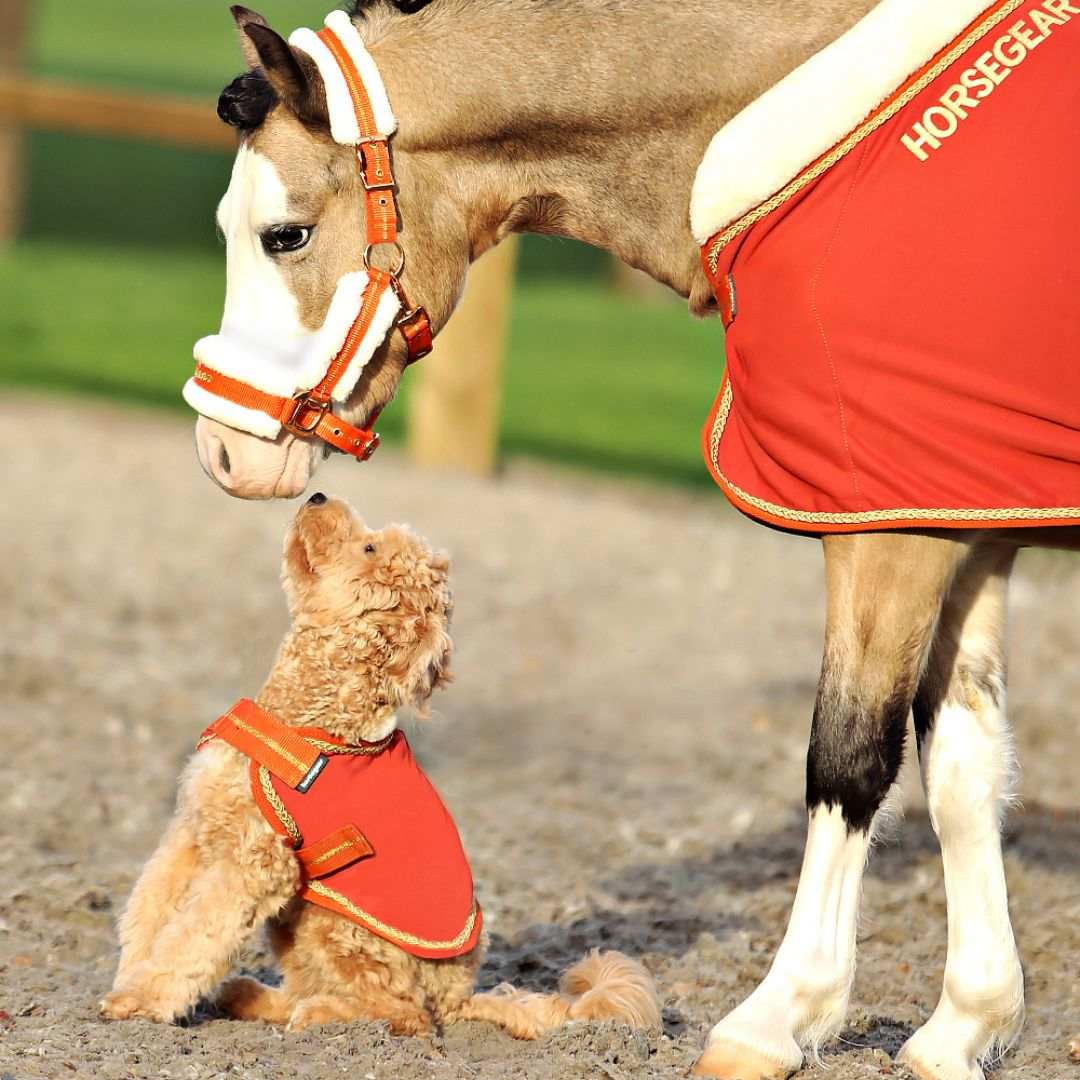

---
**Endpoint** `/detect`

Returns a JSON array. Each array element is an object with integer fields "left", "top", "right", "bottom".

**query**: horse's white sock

[
  {"left": 899, "top": 694, "right": 1024, "bottom": 1080},
  {"left": 703, "top": 804, "right": 869, "bottom": 1072}
]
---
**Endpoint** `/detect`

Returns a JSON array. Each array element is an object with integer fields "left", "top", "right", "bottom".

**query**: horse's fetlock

[
  {"left": 784, "top": 962, "right": 850, "bottom": 1008},
  {"left": 943, "top": 959, "right": 1024, "bottom": 1026}
]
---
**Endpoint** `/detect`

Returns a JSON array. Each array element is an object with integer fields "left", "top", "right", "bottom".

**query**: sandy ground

[{"left": 1, "top": 393, "right": 1077, "bottom": 1080}]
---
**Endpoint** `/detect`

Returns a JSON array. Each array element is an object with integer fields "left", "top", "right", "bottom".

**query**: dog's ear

[
  {"left": 281, "top": 505, "right": 356, "bottom": 614},
  {"left": 385, "top": 611, "right": 453, "bottom": 714}
]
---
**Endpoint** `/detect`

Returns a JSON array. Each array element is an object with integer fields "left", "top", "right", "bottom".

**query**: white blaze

[
  {"left": 216, "top": 146, "right": 306, "bottom": 361},
  {"left": 183, "top": 145, "right": 399, "bottom": 439}
]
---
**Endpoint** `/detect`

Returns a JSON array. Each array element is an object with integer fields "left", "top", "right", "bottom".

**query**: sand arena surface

[{"left": 1, "top": 394, "right": 1077, "bottom": 1079}]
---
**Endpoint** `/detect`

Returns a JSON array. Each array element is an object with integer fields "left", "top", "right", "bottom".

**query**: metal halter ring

[{"left": 364, "top": 241, "right": 406, "bottom": 277}]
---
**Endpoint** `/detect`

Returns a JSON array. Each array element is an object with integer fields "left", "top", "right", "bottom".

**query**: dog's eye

[
  {"left": 261, "top": 224, "right": 313, "bottom": 254},
  {"left": 364, "top": 544, "right": 376, "bottom": 555}
]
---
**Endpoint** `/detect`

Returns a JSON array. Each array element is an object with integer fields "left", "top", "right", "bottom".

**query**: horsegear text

[{"left": 902, "top": 0, "right": 1078, "bottom": 161}]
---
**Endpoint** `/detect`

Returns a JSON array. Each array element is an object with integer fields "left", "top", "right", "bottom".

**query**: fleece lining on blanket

[{"left": 695, "top": 0, "right": 1080, "bottom": 533}]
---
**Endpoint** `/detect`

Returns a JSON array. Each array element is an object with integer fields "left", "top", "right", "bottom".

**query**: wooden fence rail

[
  {"left": 0, "top": 61, "right": 513, "bottom": 474},
  {"left": 0, "top": 75, "right": 237, "bottom": 152},
  {"left": 0, "top": 0, "right": 29, "bottom": 243}
]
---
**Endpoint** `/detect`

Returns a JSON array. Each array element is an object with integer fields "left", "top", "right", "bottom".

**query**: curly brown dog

[{"left": 100, "top": 495, "right": 659, "bottom": 1038}]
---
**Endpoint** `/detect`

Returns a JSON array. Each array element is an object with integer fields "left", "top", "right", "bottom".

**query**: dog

[{"left": 100, "top": 495, "right": 659, "bottom": 1038}]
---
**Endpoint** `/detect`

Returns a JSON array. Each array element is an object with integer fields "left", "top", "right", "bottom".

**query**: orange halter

[{"left": 191, "top": 18, "right": 432, "bottom": 462}]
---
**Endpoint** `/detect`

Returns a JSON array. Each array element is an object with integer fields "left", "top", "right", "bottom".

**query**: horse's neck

[{"left": 373, "top": 0, "right": 876, "bottom": 313}]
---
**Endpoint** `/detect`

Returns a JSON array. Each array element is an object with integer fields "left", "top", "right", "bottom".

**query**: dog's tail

[{"left": 455, "top": 950, "right": 660, "bottom": 1040}]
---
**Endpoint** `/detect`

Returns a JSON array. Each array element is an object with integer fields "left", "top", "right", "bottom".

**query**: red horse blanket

[{"left": 693, "top": 0, "right": 1080, "bottom": 532}]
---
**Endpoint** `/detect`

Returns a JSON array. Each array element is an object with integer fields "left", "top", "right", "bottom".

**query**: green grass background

[{"left": 3, "top": 1, "right": 725, "bottom": 487}]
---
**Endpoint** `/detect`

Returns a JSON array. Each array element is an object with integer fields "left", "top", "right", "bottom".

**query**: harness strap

[
  {"left": 297, "top": 824, "right": 375, "bottom": 878},
  {"left": 192, "top": 366, "right": 382, "bottom": 459},
  {"left": 198, "top": 699, "right": 329, "bottom": 793}
]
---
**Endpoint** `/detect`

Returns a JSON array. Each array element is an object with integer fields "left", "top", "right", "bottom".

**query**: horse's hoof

[
  {"left": 896, "top": 1042, "right": 984, "bottom": 1080},
  {"left": 691, "top": 1041, "right": 795, "bottom": 1079}
]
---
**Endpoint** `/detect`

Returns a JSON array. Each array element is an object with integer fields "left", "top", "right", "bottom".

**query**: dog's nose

[{"left": 307, "top": 492, "right": 328, "bottom": 506}]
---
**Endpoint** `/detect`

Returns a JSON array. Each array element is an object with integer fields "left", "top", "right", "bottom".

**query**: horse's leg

[
  {"left": 898, "top": 547, "right": 1024, "bottom": 1080},
  {"left": 694, "top": 532, "right": 970, "bottom": 1080}
]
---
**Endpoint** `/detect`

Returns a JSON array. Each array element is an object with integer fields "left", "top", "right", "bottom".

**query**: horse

[{"left": 182, "top": 2, "right": 1080, "bottom": 1077}]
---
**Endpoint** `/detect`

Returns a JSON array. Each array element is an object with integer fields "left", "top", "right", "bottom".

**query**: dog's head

[{"left": 282, "top": 494, "right": 453, "bottom": 712}]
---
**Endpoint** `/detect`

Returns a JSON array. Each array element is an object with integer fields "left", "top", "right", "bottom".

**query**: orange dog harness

[
  {"left": 695, "top": 0, "right": 1080, "bottom": 532},
  {"left": 184, "top": 11, "right": 432, "bottom": 462},
  {"left": 199, "top": 699, "right": 482, "bottom": 960}
]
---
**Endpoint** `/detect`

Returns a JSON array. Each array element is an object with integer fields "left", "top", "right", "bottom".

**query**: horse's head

[{"left": 188, "top": 5, "right": 470, "bottom": 499}]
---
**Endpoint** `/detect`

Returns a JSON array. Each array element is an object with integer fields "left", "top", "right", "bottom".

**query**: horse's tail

[{"left": 454, "top": 950, "right": 661, "bottom": 1040}]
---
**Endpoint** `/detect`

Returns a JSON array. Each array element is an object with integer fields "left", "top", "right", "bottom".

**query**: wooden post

[
  {"left": 407, "top": 236, "right": 519, "bottom": 475},
  {"left": 0, "top": 0, "right": 29, "bottom": 244}
]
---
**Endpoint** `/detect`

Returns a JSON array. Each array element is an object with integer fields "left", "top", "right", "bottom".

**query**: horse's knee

[{"left": 805, "top": 680, "right": 910, "bottom": 833}]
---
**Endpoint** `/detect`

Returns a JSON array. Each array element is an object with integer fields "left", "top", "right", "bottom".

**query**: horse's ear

[
  {"left": 230, "top": 6, "right": 269, "bottom": 70},
  {"left": 239, "top": 21, "right": 329, "bottom": 127}
]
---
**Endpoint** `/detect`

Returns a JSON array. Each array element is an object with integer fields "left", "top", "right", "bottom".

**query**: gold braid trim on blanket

[
  {"left": 706, "top": 0, "right": 1026, "bottom": 273},
  {"left": 708, "top": 381, "right": 1080, "bottom": 526},
  {"left": 307, "top": 734, "right": 395, "bottom": 756},
  {"left": 259, "top": 765, "right": 303, "bottom": 847},
  {"left": 306, "top": 880, "right": 479, "bottom": 951},
  {"left": 254, "top": 735, "right": 393, "bottom": 848}
]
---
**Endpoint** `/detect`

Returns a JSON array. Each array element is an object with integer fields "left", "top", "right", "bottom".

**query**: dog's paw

[
  {"left": 287, "top": 998, "right": 345, "bottom": 1031},
  {"left": 100, "top": 989, "right": 147, "bottom": 1021},
  {"left": 216, "top": 976, "right": 290, "bottom": 1023},
  {"left": 99, "top": 989, "right": 171, "bottom": 1023}
]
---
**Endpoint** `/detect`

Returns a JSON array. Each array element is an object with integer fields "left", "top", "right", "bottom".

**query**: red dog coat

[
  {"left": 697, "top": 0, "right": 1080, "bottom": 533},
  {"left": 200, "top": 700, "right": 482, "bottom": 960}
]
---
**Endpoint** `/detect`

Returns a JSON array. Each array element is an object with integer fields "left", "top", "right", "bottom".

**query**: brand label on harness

[{"left": 901, "top": 0, "right": 1078, "bottom": 162}]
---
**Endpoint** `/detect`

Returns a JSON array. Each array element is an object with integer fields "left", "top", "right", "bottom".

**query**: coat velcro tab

[{"left": 297, "top": 824, "right": 375, "bottom": 878}]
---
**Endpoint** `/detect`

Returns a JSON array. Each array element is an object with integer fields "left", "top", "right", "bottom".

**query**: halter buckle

[
  {"left": 397, "top": 306, "right": 434, "bottom": 363},
  {"left": 284, "top": 393, "right": 330, "bottom": 436},
  {"left": 360, "top": 160, "right": 394, "bottom": 192}
]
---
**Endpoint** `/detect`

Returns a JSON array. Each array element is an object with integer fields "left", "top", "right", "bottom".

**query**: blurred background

[{"left": 0, "top": 0, "right": 723, "bottom": 486}]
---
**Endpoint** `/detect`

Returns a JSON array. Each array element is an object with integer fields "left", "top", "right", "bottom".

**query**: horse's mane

[
  {"left": 351, "top": 0, "right": 434, "bottom": 12},
  {"left": 217, "top": 1, "right": 434, "bottom": 132}
]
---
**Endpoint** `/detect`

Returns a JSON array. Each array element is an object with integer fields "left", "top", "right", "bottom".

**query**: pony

[{"left": 182, "top": 3, "right": 1080, "bottom": 1077}]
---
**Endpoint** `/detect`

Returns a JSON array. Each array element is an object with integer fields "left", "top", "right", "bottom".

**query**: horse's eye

[
  {"left": 261, "top": 224, "right": 313, "bottom": 254},
  {"left": 364, "top": 544, "right": 376, "bottom": 555}
]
